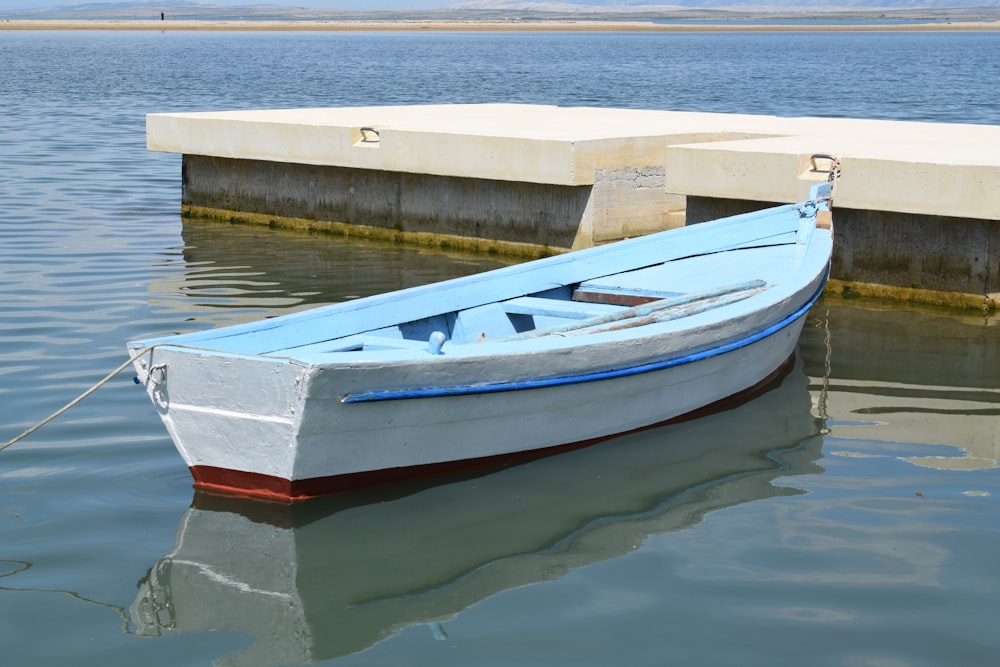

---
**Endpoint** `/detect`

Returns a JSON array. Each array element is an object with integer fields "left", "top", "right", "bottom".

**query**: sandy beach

[{"left": 3, "top": 19, "right": 1000, "bottom": 32}]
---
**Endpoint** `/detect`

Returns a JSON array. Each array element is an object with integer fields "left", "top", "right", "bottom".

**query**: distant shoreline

[{"left": 3, "top": 19, "right": 1000, "bottom": 32}]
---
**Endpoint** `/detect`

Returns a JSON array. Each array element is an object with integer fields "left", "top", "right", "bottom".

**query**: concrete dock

[{"left": 147, "top": 104, "right": 1000, "bottom": 311}]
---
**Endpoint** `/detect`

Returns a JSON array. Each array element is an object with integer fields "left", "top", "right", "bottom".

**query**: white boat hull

[{"left": 142, "top": 299, "right": 813, "bottom": 500}]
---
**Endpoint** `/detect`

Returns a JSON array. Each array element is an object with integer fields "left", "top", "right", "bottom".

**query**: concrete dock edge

[{"left": 150, "top": 104, "right": 999, "bottom": 312}]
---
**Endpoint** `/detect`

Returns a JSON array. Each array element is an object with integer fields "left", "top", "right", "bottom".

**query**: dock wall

[
  {"left": 182, "top": 155, "right": 682, "bottom": 255},
  {"left": 149, "top": 104, "right": 1000, "bottom": 311}
]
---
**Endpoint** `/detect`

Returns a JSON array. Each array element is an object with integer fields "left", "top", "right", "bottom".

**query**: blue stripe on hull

[{"left": 341, "top": 270, "right": 828, "bottom": 404}]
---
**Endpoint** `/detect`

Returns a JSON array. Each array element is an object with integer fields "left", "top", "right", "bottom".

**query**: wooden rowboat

[{"left": 128, "top": 178, "right": 835, "bottom": 502}]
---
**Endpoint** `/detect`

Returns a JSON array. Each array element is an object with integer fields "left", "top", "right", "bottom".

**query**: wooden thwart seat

[
  {"left": 572, "top": 262, "right": 685, "bottom": 306},
  {"left": 501, "top": 296, "right": 623, "bottom": 319},
  {"left": 572, "top": 286, "right": 685, "bottom": 307}
]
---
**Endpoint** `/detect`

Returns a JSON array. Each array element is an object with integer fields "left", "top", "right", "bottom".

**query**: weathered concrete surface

[
  {"left": 149, "top": 105, "right": 766, "bottom": 186},
  {"left": 149, "top": 104, "right": 1000, "bottom": 308},
  {"left": 181, "top": 155, "right": 592, "bottom": 253},
  {"left": 667, "top": 131, "right": 1000, "bottom": 220},
  {"left": 152, "top": 105, "right": 788, "bottom": 251}
]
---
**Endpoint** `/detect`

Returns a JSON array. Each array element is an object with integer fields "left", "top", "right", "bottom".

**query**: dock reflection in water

[
  {"left": 131, "top": 358, "right": 823, "bottom": 667},
  {"left": 802, "top": 303, "right": 999, "bottom": 470},
  {"left": 146, "top": 221, "right": 514, "bottom": 329}
]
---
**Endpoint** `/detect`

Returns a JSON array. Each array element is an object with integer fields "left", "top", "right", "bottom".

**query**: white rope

[{"left": 0, "top": 344, "right": 160, "bottom": 452}]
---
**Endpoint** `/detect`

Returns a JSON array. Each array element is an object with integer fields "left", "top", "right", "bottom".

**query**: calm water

[{"left": 1, "top": 29, "right": 998, "bottom": 667}]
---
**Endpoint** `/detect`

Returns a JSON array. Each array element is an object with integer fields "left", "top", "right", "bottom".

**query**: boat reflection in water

[{"left": 131, "top": 357, "right": 823, "bottom": 666}]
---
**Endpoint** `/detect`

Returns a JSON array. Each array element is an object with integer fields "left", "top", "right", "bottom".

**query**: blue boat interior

[{"left": 277, "top": 243, "right": 810, "bottom": 357}]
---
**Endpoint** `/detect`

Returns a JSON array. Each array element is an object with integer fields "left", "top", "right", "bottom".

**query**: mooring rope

[{"left": 0, "top": 344, "right": 160, "bottom": 453}]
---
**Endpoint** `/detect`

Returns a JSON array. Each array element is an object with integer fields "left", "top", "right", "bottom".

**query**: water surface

[{"left": 1, "top": 29, "right": 998, "bottom": 667}]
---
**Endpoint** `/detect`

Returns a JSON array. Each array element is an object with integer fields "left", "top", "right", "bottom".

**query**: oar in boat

[
  {"left": 563, "top": 283, "right": 770, "bottom": 337},
  {"left": 495, "top": 279, "right": 766, "bottom": 342}
]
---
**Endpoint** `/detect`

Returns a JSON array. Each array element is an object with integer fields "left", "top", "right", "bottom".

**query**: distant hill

[
  {"left": 3, "top": 0, "right": 997, "bottom": 21},
  {"left": 451, "top": 0, "right": 998, "bottom": 7}
]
